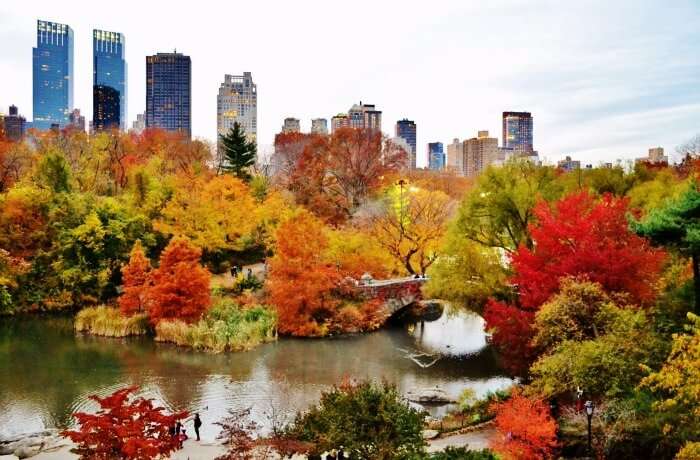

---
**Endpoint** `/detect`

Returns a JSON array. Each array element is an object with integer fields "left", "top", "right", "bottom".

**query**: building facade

[
  {"left": 463, "top": 130, "right": 499, "bottom": 178},
  {"left": 69, "top": 108, "right": 85, "bottom": 132},
  {"left": 281, "top": 117, "right": 300, "bottom": 134},
  {"left": 332, "top": 102, "right": 381, "bottom": 133},
  {"left": 146, "top": 52, "right": 191, "bottom": 137},
  {"left": 428, "top": 142, "right": 445, "bottom": 171},
  {"left": 502, "top": 111, "right": 533, "bottom": 154},
  {"left": 4, "top": 105, "right": 27, "bottom": 141},
  {"left": 395, "top": 119, "right": 417, "bottom": 169},
  {"left": 446, "top": 138, "right": 463, "bottom": 174},
  {"left": 331, "top": 114, "right": 348, "bottom": 132},
  {"left": 93, "top": 29, "right": 127, "bottom": 130},
  {"left": 310, "top": 118, "right": 328, "bottom": 135},
  {"left": 557, "top": 155, "right": 581, "bottom": 171},
  {"left": 131, "top": 113, "right": 145, "bottom": 134},
  {"left": 33, "top": 20, "right": 74, "bottom": 130},
  {"left": 217, "top": 73, "right": 257, "bottom": 143}
]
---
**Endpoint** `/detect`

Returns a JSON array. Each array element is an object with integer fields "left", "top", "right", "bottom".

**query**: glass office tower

[
  {"left": 32, "top": 20, "right": 74, "bottom": 130},
  {"left": 428, "top": 142, "right": 445, "bottom": 171},
  {"left": 502, "top": 111, "right": 533, "bottom": 153},
  {"left": 146, "top": 52, "right": 191, "bottom": 138},
  {"left": 93, "top": 29, "right": 126, "bottom": 130},
  {"left": 395, "top": 119, "right": 417, "bottom": 169}
]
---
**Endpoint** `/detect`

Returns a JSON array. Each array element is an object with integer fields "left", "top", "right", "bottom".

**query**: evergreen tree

[
  {"left": 218, "top": 122, "right": 256, "bottom": 180},
  {"left": 633, "top": 180, "right": 700, "bottom": 313}
]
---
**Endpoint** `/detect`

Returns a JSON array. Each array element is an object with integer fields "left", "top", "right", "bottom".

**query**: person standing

[{"left": 193, "top": 413, "right": 202, "bottom": 441}]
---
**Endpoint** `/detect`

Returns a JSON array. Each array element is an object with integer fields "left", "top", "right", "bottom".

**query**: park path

[{"left": 426, "top": 427, "right": 497, "bottom": 453}]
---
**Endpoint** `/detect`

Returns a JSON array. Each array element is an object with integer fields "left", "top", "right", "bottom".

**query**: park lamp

[{"left": 585, "top": 400, "right": 594, "bottom": 417}]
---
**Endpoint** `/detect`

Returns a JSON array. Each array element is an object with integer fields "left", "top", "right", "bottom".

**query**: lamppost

[
  {"left": 584, "top": 400, "right": 594, "bottom": 455},
  {"left": 397, "top": 178, "right": 407, "bottom": 225}
]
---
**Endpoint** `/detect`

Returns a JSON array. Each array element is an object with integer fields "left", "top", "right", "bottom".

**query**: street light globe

[{"left": 584, "top": 400, "right": 594, "bottom": 416}]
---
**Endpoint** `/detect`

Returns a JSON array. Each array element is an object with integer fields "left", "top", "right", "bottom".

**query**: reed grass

[{"left": 74, "top": 306, "right": 150, "bottom": 337}]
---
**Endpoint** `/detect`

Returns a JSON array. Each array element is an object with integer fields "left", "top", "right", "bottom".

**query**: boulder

[
  {"left": 13, "top": 446, "right": 41, "bottom": 459},
  {"left": 422, "top": 429, "right": 440, "bottom": 440},
  {"left": 406, "top": 387, "right": 455, "bottom": 404}
]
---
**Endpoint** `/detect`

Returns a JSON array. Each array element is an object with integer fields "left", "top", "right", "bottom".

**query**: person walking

[{"left": 193, "top": 413, "right": 202, "bottom": 441}]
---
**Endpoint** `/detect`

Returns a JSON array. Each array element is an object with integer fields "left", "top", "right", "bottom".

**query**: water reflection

[{"left": 0, "top": 309, "right": 512, "bottom": 441}]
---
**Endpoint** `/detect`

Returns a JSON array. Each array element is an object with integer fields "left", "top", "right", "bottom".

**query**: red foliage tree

[
  {"left": 490, "top": 389, "right": 558, "bottom": 460},
  {"left": 266, "top": 210, "right": 341, "bottom": 336},
  {"left": 62, "top": 386, "right": 187, "bottom": 460},
  {"left": 146, "top": 236, "right": 211, "bottom": 325},
  {"left": 511, "top": 191, "right": 665, "bottom": 309},
  {"left": 119, "top": 240, "right": 152, "bottom": 316},
  {"left": 484, "top": 191, "right": 665, "bottom": 375}
]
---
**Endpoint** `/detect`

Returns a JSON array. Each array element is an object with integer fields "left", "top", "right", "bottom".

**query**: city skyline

[{"left": 2, "top": 0, "right": 700, "bottom": 165}]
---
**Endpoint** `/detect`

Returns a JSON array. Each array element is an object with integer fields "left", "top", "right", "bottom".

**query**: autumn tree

[
  {"left": 214, "top": 408, "right": 258, "bottom": 460},
  {"left": 324, "top": 228, "right": 393, "bottom": 279},
  {"left": 490, "top": 389, "right": 558, "bottom": 460},
  {"left": 62, "top": 386, "right": 187, "bottom": 460},
  {"left": 219, "top": 122, "right": 256, "bottom": 181},
  {"left": 366, "top": 185, "right": 453, "bottom": 275},
  {"left": 266, "top": 210, "right": 340, "bottom": 336},
  {"left": 119, "top": 240, "right": 152, "bottom": 316},
  {"left": 147, "top": 236, "right": 211, "bottom": 324},
  {"left": 633, "top": 181, "right": 700, "bottom": 313}
]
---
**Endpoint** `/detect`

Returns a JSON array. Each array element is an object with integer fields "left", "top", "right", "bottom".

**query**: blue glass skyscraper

[
  {"left": 93, "top": 29, "right": 127, "bottom": 130},
  {"left": 32, "top": 20, "right": 74, "bottom": 130},
  {"left": 146, "top": 52, "right": 191, "bottom": 138},
  {"left": 428, "top": 142, "right": 445, "bottom": 171},
  {"left": 395, "top": 119, "right": 417, "bottom": 169}
]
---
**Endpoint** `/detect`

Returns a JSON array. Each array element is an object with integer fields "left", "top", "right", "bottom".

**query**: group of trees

[{"left": 424, "top": 146, "right": 700, "bottom": 459}]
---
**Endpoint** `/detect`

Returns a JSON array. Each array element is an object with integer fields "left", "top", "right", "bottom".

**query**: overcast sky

[{"left": 1, "top": 0, "right": 699, "bottom": 166}]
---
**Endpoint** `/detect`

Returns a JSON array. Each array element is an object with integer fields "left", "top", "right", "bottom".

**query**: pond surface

[{"left": 0, "top": 307, "right": 512, "bottom": 441}]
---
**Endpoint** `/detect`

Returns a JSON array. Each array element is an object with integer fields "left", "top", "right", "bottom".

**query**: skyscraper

[
  {"left": 69, "top": 108, "right": 85, "bottom": 132},
  {"left": 281, "top": 117, "right": 300, "bottom": 133},
  {"left": 311, "top": 118, "right": 328, "bottom": 135},
  {"left": 395, "top": 119, "right": 417, "bottom": 169},
  {"left": 93, "top": 29, "right": 127, "bottom": 130},
  {"left": 3, "top": 105, "right": 27, "bottom": 141},
  {"left": 463, "top": 130, "right": 499, "bottom": 178},
  {"left": 32, "top": 20, "right": 74, "bottom": 130},
  {"left": 428, "top": 142, "right": 445, "bottom": 171},
  {"left": 146, "top": 52, "right": 191, "bottom": 137},
  {"left": 331, "top": 113, "right": 349, "bottom": 132},
  {"left": 502, "top": 111, "right": 533, "bottom": 153},
  {"left": 131, "top": 113, "right": 145, "bottom": 134},
  {"left": 217, "top": 73, "right": 257, "bottom": 143},
  {"left": 332, "top": 102, "right": 382, "bottom": 133},
  {"left": 446, "top": 138, "right": 463, "bottom": 174}
]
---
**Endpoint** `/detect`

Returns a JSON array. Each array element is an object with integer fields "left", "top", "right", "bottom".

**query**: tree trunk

[{"left": 693, "top": 253, "right": 700, "bottom": 315}]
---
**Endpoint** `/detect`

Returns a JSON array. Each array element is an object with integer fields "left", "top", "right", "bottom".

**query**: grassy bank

[
  {"left": 74, "top": 306, "right": 150, "bottom": 337},
  {"left": 155, "top": 300, "right": 276, "bottom": 352}
]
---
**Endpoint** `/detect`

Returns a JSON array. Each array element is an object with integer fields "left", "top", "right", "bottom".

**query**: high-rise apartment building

[
  {"left": 446, "top": 138, "right": 463, "bottom": 174},
  {"left": 557, "top": 156, "right": 581, "bottom": 171},
  {"left": 395, "top": 119, "right": 417, "bottom": 169},
  {"left": 502, "top": 111, "right": 533, "bottom": 154},
  {"left": 281, "top": 117, "right": 300, "bottom": 134},
  {"left": 463, "top": 130, "right": 499, "bottom": 178},
  {"left": 69, "top": 108, "right": 85, "bottom": 132},
  {"left": 4, "top": 105, "right": 27, "bottom": 141},
  {"left": 428, "top": 142, "right": 445, "bottom": 171},
  {"left": 131, "top": 113, "right": 146, "bottom": 134},
  {"left": 93, "top": 29, "right": 127, "bottom": 130},
  {"left": 332, "top": 102, "right": 382, "bottom": 133},
  {"left": 146, "top": 52, "right": 191, "bottom": 137},
  {"left": 33, "top": 20, "right": 74, "bottom": 130},
  {"left": 311, "top": 118, "right": 328, "bottom": 135},
  {"left": 217, "top": 73, "right": 257, "bottom": 143}
]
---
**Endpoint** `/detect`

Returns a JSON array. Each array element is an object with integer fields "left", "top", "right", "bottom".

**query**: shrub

[{"left": 75, "top": 306, "right": 149, "bottom": 337}]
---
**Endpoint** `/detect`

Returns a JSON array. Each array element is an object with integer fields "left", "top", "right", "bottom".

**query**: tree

[
  {"left": 367, "top": 186, "right": 453, "bottom": 275},
  {"left": 325, "top": 127, "right": 406, "bottom": 215},
  {"left": 285, "top": 380, "right": 426, "bottom": 459},
  {"left": 119, "top": 240, "right": 152, "bottom": 316},
  {"left": 641, "top": 312, "right": 700, "bottom": 453},
  {"left": 453, "top": 160, "right": 562, "bottom": 253},
  {"left": 482, "top": 299, "right": 536, "bottom": 375},
  {"left": 62, "top": 386, "right": 187, "bottom": 460},
  {"left": 146, "top": 236, "right": 211, "bottom": 325},
  {"left": 633, "top": 181, "right": 700, "bottom": 313},
  {"left": 219, "top": 122, "right": 256, "bottom": 181},
  {"left": 214, "top": 408, "right": 258, "bottom": 460},
  {"left": 490, "top": 389, "right": 558, "bottom": 460},
  {"left": 266, "top": 210, "right": 340, "bottom": 336},
  {"left": 324, "top": 228, "right": 393, "bottom": 279},
  {"left": 512, "top": 191, "right": 665, "bottom": 310}
]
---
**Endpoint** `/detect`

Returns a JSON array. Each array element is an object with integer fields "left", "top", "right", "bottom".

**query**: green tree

[
  {"left": 36, "top": 152, "right": 72, "bottom": 193},
  {"left": 285, "top": 380, "right": 426, "bottom": 459},
  {"left": 218, "top": 122, "right": 256, "bottom": 181},
  {"left": 453, "top": 159, "right": 561, "bottom": 253},
  {"left": 632, "top": 181, "right": 700, "bottom": 313}
]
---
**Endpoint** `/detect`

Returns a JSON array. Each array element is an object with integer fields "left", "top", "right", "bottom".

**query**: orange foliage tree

[
  {"left": 146, "top": 236, "right": 211, "bottom": 324},
  {"left": 490, "top": 389, "right": 558, "bottom": 460},
  {"left": 62, "top": 386, "right": 187, "bottom": 460},
  {"left": 119, "top": 240, "right": 152, "bottom": 316},
  {"left": 266, "top": 210, "right": 341, "bottom": 336}
]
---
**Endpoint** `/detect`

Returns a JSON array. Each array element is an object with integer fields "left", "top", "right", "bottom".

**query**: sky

[{"left": 1, "top": 0, "right": 699, "bottom": 166}]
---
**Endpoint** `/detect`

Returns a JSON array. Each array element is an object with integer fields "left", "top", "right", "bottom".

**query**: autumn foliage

[
  {"left": 146, "top": 237, "right": 211, "bottom": 325},
  {"left": 62, "top": 386, "right": 187, "bottom": 460},
  {"left": 490, "top": 389, "right": 558, "bottom": 460},
  {"left": 266, "top": 211, "right": 340, "bottom": 336},
  {"left": 119, "top": 241, "right": 151, "bottom": 316}
]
